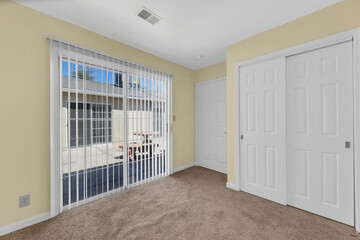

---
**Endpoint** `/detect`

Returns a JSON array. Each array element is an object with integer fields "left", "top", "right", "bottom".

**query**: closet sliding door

[
  {"left": 239, "top": 57, "right": 286, "bottom": 205},
  {"left": 286, "top": 41, "right": 354, "bottom": 225},
  {"left": 50, "top": 39, "right": 172, "bottom": 212}
]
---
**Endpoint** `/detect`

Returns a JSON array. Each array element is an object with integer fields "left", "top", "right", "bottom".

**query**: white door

[
  {"left": 239, "top": 57, "right": 286, "bottom": 204},
  {"left": 196, "top": 79, "right": 227, "bottom": 173},
  {"left": 287, "top": 41, "right": 354, "bottom": 226}
]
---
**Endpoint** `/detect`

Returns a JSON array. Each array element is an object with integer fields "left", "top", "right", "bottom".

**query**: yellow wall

[
  {"left": 2, "top": 0, "right": 360, "bottom": 230},
  {"left": 195, "top": 61, "right": 226, "bottom": 83},
  {"left": 0, "top": 0, "right": 195, "bottom": 227},
  {"left": 226, "top": 0, "right": 360, "bottom": 184}
]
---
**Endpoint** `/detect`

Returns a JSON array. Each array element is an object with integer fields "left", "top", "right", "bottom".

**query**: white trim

[
  {"left": 353, "top": 30, "right": 360, "bottom": 232},
  {"left": 50, "top": 41, "right": 60, "bottom": 218},
  {"left": 0, "top": 212, "right": 51, "bottom": 237},
  {"left": 234, "top": 67, "right": 241, "bottom": 191},
  {"left": 170, "top": 77, "right": 174, "bottom": 174},
  {"left": 226, "top": 182, "right": 240, "bottom": 191},
  {"left": 234, "top": 28, "right": 359, "bottom": 69},
  {"left": 172, "top": 162, "right": 195, "bottom": 173},
  {"left": 195, "top": 83, "right": 199, "bottom": 167},
  {"left": 195, "top": 77, "right": 226, "bottom": 168},
  {"left": 234, "top": 27, "right": 360, "bottom": 231}
]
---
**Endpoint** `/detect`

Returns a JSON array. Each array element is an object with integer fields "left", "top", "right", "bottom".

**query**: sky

[{"left": 62, "top": 60, "right": 164, "bottom": 92}]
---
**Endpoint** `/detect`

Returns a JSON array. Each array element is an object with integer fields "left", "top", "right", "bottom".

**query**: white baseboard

[
  {"left": 226, "top": 182, "right": 240, "bottom": 191},
  {"left": 172, "top": 162, "right": 196, "bottom": 173},
  {"left": 0, "top": 212, "right": 51, "bottom": 236}
]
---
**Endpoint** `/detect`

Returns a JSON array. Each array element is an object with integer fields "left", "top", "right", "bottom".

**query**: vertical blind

[{"left": 49, "top": 38, "right": 172, "bottom": 212}]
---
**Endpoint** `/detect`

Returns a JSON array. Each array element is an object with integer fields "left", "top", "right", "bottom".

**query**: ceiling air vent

[{"left": 137, "top": 7, "right": 161, "bottom": 25}]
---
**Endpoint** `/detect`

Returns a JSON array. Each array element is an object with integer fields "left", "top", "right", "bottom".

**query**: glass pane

[{"left": 60, "top": 58, "right": 170, "bottom": 208}]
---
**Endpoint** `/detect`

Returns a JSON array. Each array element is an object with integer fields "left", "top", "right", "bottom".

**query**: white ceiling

[{"left": 12, "top": 0, "right": 342, "bottom": 70}]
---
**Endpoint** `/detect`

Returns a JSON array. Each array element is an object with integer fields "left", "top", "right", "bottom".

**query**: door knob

[{"left": 345, "top": 141, "right": 351, "bottom": 148}]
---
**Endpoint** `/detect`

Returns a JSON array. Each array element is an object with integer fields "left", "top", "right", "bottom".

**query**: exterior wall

[
  {"left": 195, "top": 61, "right": 226, "bottom": 83},
  {"left": 0, "top": 0, "right": 195, "bottom": 227},
  {"left": 226, "top": 0, "right": 360, "bottom": 184},
  {"left": 60, "top": 106, "right": 154, "bottom": 174},
  {"left": 60, "top": 94, "right": 154, "bottom": 147}
]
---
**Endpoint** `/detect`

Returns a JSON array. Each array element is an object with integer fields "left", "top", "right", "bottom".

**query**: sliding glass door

[{"left": 50, "top": 40, "right": 172, "bottom": 211}]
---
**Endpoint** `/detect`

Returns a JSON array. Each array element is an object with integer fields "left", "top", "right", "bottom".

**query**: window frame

[{"left": 65, "top": 101, "right": 113, "bottom": 148}]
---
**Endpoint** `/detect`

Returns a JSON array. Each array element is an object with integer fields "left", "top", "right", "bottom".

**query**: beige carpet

[{"left": 1, "top": 167, "right": 358, "bottom": 240}]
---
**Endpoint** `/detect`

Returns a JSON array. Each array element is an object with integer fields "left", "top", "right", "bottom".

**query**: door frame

[
  {"left": 196, "top": 77, "right": 227, "bottom": 173},
  {"left": 234, "top": 27, "right": 360, "bottom": 231},
  {"left": 49, "top": 36, "right": 174, "bottom": 218}
]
